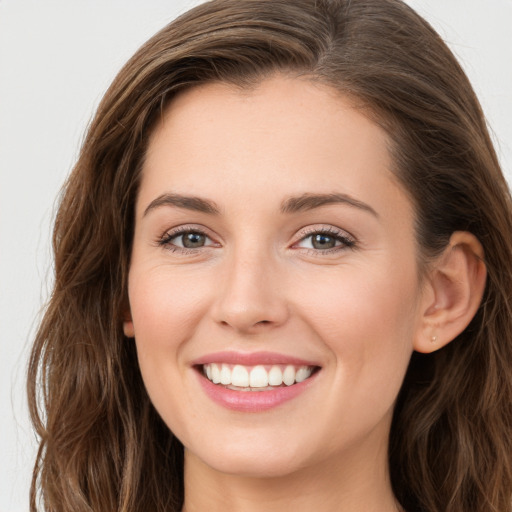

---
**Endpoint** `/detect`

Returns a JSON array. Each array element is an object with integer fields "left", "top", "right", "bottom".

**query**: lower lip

[{"left": 196, "top": 369, "right": 319, "bottom": 412}]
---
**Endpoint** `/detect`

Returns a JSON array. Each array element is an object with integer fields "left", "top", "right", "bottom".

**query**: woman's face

[{"left": 125, "top": 76, "right": 427, "bottom": 478}]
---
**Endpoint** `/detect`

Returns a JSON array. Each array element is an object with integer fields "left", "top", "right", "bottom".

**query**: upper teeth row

[{"left": 203, "top": 363, "right": 313, "bottom": 388}]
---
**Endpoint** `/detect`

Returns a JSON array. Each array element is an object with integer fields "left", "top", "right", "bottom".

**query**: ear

[
  {"left": 122, "top": 302, "right": 135, "bottom": 338},
  {"left": 414, "top": 231, "right": 486, "bottom": 353}
]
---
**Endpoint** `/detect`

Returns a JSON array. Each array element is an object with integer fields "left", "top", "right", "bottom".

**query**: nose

[{"left": 211, "top": 251, "right": 289, "bottom": 334}]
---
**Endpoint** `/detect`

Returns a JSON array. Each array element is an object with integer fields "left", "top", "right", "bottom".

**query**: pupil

[
  {"left": 312, "top": 234, "right": 335, "bottom": 249},
  {"left": 183, "top": 232, "right": 205, "bottom": 248}
]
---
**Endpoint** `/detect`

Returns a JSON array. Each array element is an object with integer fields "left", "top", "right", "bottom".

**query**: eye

[
  {"left": 295, "top": 227, "right": 355, "bottom": 252},
  {"left": 174, "top": 231, "right": 208, "bottom": 249},
  {"left": 158, "top": 227, "right": 218, "bottom": 251}
]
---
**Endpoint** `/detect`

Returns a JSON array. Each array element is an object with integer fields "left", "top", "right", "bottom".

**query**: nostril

[{"left": 219, "top": 318, "right": 274, "bottom": 329}]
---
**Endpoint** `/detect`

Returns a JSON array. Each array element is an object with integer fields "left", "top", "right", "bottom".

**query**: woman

[{"left": 28, "top": 0, "right": 512, "bottom": 511}]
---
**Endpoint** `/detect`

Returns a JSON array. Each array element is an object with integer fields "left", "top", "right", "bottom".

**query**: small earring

[{"left": 431, "top": 334, "right": 438, "bottom": 344}]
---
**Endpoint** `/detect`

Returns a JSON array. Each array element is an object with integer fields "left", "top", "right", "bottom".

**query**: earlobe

[
  {"left": 121, "top": 292, "right": 135, "bottom": 338},
  {"left": 123, "top": 310, "right": 135, "bottom": 338},
  {"left": 414, "top": 231, "right": 486, "bottom": 354}
]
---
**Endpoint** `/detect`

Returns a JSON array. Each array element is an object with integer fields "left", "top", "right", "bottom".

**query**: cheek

[
  {"left": 126, "top": 266, "right": 217, "bottom": 411},
  {"left": 128, "top": 267, "right": 212, "bottom": 346},
  {"left": 303, "top": 264, "right": 419, "bottom": 440},
  {"left": 295, "top": 261, "right": 419, "bottom": 380},
  {"left": 127, "top": 268, "right": 214, "bottom": 430},
  {"left": 303, "top": 256, "right": 417, "bottom": 323}
]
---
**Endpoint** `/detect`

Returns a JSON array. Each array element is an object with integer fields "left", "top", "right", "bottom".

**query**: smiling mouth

[{"left": 200, "top": 363, "right": 319, "bottom": 391}]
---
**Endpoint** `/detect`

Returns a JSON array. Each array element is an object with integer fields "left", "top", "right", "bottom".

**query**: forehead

[
  {"left": 139, "top": 76, "right": 410, "bottom": 223},
  {"left": 148, "top": 77, "right": 386, "bottom": 158}
]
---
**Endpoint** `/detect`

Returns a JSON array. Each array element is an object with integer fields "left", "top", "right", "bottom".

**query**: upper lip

[{"left": 192, "top": 351, "right": 321, "bottom": 367}]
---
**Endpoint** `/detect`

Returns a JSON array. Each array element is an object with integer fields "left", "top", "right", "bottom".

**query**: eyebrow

[
  {"left": 143, "top": 193, "right": 220, "bottom": 216},
  {"left": 280, "top": 193, "right": 378, "bottom": 217},
  {"left": 143, "top": 191, "right": 378, "bottom": 218}
]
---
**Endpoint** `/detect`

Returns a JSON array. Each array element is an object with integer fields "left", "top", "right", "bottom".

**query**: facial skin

[{"left": 124, "top": 76, "right": 433, "bottom": 511}]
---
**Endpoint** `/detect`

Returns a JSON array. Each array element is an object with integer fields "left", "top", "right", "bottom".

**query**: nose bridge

[{"left": 212, "top": 242, "right": 288, "bottom": 332}]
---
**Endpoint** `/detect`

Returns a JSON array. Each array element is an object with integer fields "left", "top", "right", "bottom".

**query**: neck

[{"left": 182, "top": 437, "right": 399, "bottom": 512}]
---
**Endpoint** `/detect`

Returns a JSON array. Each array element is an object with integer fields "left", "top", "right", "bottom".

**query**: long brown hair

[{"left": 28, "top": 1, "right": 512, "bottom": 511}]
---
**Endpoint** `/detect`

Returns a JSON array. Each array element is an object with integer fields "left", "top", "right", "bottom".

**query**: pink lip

[
  {"left": 195, "top": 371, "right": 319, "bottom": 412},
  {"left": 192, "top": 351, "right": 320, "bottom": 367},
  {"left": 192, "top": 351, "right": 321, "bottom": 412}
]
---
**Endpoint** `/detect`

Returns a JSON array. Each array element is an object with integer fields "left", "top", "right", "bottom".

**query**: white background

[{"left": 1, "top": 1, "right": 511, "bottom": 510}]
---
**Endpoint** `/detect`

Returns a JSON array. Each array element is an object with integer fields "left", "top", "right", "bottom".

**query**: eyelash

[
  {"left": 293, "top": 226, "right": 356, "bottom": 255},
  {"left": 157, "top": 225, "right": 356, "bottom": 255},
  {"left": 158, "top": 226, "right": 217, "bottom": 254}
]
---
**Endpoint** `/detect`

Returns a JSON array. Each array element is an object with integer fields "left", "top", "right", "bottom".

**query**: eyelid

[
  {"left": 157, "top": 224, "right": 220, "bottom": 250},
  {"left": 298, "top": 224, "right": 355, "bottom": 238},
  {"left": 291, "top": 224, "right": 357, "bottom": 252}
]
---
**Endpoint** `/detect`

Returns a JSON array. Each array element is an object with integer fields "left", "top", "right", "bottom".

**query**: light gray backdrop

[{"left": 1, "top": 1, "right": 510, "bottom": 511}]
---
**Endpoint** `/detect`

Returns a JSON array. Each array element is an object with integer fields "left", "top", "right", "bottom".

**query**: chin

[
  {"left": 185, "top": 435, "right": 313, "bottom": 479},
  {"left": 208, "top": 455, "right": 306, "bottom": 479}
]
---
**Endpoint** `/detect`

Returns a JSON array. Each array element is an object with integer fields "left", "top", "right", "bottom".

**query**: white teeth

[
  {"left": 231, "top": 365, "right": 249, "bottom": 387},
  {"left": 202, "top": 363, "right": 314, "bottom": 389},
  {"left": 295, "top": 367, "right": 310, "bottom": 383},
  {"left": 268, "top": 365, "right": 283, "bottom": 386},
  {"left": 220, "top": 364, "right": 231, "bottom": 385},
  {"left": 211, "top": 364, "right": 221, "bottom": 384},
  {"left": 283, "top": 365, "right": 295, "bottom": 386},
  {"left": 249, "top": 365, "right": 269, "bottom": 388}
]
